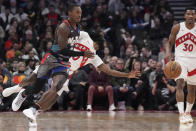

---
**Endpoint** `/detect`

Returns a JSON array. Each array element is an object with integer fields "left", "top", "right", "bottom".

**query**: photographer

[{"left": 152, "top": 73, "right": 176, "bottom": 110}]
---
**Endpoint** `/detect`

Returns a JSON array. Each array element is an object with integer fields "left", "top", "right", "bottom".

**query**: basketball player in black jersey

[{"left": 12, "top": 4, "right": 94, "bottom": 115}]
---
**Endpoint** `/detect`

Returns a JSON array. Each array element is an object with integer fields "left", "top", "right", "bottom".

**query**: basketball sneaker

[
  {"left": 87, "top": 105, "right": 92, "bottom": 111},
  {"left": 23, "top": 107, "right": 37, "bottom": 121},
  {"left": 28, "top": 118, "right": 37, "bottom": 127},
  {"left": 2, "top": 85, "right": 21, "bottom": 97},
  {"left": 109, "top": 104, "right": 116, "bottom": 111},
  {"left": 12, "top": 89, "right": 26, "bottom": 111},
  {"left": 179, "top": 114, "right": 187, "bottom": 124},
  {"left": 185, "top": 113, "right": 193, "bottom": 123}
]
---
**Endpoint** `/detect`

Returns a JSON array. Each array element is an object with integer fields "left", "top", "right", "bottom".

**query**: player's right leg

[
  {"left": 23, "top": 74, "right": 67, "bottom": 120},
  {"left": 175, "top": 57, "right": 188, "bottom": 124},
  {"left": 2, "top": 73, "right": 37, "bottom": 97}
]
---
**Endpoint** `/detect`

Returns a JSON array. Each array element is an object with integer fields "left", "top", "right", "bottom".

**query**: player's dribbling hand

[
  {"left": 128, "top": 71, "right": 141, "bottom": 79},
  {"left": 84, "top": 50, "right": 94, "bottom": 58},
  {"left": 166, "top": 53, "right": 174, "bottom": 61}
]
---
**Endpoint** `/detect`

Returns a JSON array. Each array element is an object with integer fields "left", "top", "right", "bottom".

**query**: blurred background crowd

[{"left": 0, "top": 0, "right": 195, "bottom": 111}]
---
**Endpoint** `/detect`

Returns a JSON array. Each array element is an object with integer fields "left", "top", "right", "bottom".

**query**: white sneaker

[
  {"left": 179, "top": 114, "right": 187, "bottom": 124},
  {"left": 12, "top": 89, "right": 26, "bottom": 111},
  {"left": 109, "top": 104, "right": 116, "bottom": 111},
  {"left": 185, "top": 114, "right": 194, "bottom": 123},
  {"left": 2, "top": 85, "right": 21, "bottom": 97},
  {"left": 86, "top": 105, "right": 92, "bottom": 111},
  {"left": 117, "top": 101, "right": 126, "bottom": 111},
  {"left": 137, "top": 104, "right": 144, "bottom": 111},
  {"left": 29, "top": 122, "right": 37, "bottom": 131},
  {"left": 28, "top": 118, "right": 37, "bottom": 127},
  {"left": 179, "top": 123, "right": 193, "bottom": 131},
  {"left": 23, "top": 107, "right": 37, "bottom": 121}
]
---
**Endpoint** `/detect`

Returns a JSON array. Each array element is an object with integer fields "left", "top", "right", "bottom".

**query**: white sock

[
  {"left": 110, "top": 103, "right": 114, "bottom": 107},
  {"left": 87, "top": 105, "right": 92, "bottom": 108},
  {"left": 185, "top": 102, "right": 193, "bottom": 113},
  {"left": 177, "top": 102, "right": 184, "bottom": 114}
]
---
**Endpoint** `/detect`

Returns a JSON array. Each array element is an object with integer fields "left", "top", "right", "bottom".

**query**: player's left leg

[
  {"left": 185, "top": 58, "right": 196, "bottom": 123},
  {"left": 105, "top": 85, "right": 116, "bottom": 111},
  {"left": 185, "top": 84, "right": 196, "bottom": 123}
]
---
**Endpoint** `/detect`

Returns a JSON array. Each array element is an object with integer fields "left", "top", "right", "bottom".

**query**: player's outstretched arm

[
  {"left": 57, "top": 23, "right": 94, "bottom": 58},
  {"left": 97, "top": 63, "right": 140, "bottom": 78},
  {"left": 166, "top": 24, "right": 180, "bottom": 61}
]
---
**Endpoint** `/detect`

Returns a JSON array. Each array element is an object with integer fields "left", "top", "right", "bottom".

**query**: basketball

[{"left": 164, "top": 61, "right": 182, "bottom": 79}]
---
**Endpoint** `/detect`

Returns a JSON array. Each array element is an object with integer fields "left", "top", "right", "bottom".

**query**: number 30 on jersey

[{"left": 183, "top": 43, "right": 193, "bottom": 52}]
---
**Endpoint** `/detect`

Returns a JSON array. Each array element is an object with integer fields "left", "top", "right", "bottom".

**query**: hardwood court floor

[{"left": 0, "top": 111, "right": 195, "bottom": 131}]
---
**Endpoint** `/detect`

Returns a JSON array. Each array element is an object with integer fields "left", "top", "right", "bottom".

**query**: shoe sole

[
  {"left": 12, "top": 90, "right": 25, "bottom": 111},
  {"left": 12, "top": 97, "right": 22, "bottom": 111}
]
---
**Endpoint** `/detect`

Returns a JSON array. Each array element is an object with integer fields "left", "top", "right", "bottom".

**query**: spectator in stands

[
  {"left": 6, "top": 41, "right": 21, "bottom": 60},
  {"left": 25, "top": 59, "right": 36, "bottom": 76},
  {"left": 12, "top": 61, "right": 27, "bottom": 85},
  {"left": 109, "top": 56, "right": 118, "bottom": 69},
  {"left": 112, "top": 58, "right": 132, "bottom": 110},
  {"left": 41, "top": 39, "right": 53, "bottom": 58},
  {"left": 87, "top": 67, "right": 115, "bottom": 111},
  {"left": 158, "top": 37, "right": 168, "bottom": 62},
  {"left": 149, "top": 61, "right": 163, "bottom": 89},
  {"left": 152, "top": 73, "right": 176, "bottom": 110},
  {"left": 0, "top": 59, "right": 11, "bottom": 87},
  {"left": 22, "top": 49, "right": 39, "bottom": 61},
  {"left": 108, "top": 0, "right": 125, "bottom": 14},
  {"left": 127, "top": 8, "right": 144, "bottom": 30},
  {"left": 129, "top": 61, "right": 145, "bottom": 110},
  {"left": 9, "top": 58, "right": 18, "bottom": 73},
  {"left": 0, "top": 7, "right": 14, "bottom": 27},
  {"left": 46, "top": 4, "right": 60, "bottom": 28},
  {"left": 68, "top": 65, "right": 91, "bottom": 110}
]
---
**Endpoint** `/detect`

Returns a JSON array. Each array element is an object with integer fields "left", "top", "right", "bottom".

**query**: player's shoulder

[
  {"left": 172, "top": 23, "right": 180, "bottom": 30},
  {"left": 171, "top": 23, "right": 180, "bottom": 34},
  {"left": 58, "top": 22, "right": 68, "bottom": 29},
  {"left": 79, "top": 31, "right": 90, "bottom": 40},
  {"left": 56, "top": 22, "right": 70, "bottom": 34}
]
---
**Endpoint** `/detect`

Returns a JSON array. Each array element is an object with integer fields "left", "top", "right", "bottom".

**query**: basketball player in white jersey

[{"left": 166, "top": 7, "right": 196, "bottom": 124}]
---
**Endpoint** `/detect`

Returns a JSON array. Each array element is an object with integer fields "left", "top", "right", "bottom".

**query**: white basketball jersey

[
  {"left": 68, "top": 31, "right": 103, "bottom": 76},
  {"left": 175, "top": 22, "right": 196, "bottom": 57}
]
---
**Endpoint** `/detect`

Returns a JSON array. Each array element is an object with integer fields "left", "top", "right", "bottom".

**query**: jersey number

[{"left": 183, "top": 43, "right": 193, "bottom": 52}]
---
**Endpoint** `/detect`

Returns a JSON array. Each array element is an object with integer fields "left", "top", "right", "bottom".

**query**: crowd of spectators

[{"left": 0, "top": 0, "right": 192, "bottom": 111}]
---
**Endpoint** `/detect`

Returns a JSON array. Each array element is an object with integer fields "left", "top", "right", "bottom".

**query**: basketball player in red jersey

[{"left": 166, "top": 7, "right": 196, "bottom": 124}]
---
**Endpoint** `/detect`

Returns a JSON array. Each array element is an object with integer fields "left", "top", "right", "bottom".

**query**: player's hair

[
  {"left": 89, "top": 30, "right": 105, "bottom": 50},
  {"left": 68, "top": 3, "right": 80, "bottom": 12},
  {"left": 185, "top": 7, "right": 196, "bottom": 12}
]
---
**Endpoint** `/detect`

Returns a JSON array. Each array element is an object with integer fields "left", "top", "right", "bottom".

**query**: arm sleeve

[
  {"left": 59, "top": 48, "right": 84, "bottom": 56},
  {"left": 91, "top": 55, "right": 103, "bottom": 68}
]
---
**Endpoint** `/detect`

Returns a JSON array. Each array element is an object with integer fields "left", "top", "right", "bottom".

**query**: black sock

[
  {"left": 21, "top": 91, "right": 26, "bottom": 98},
  {"left": 32, "top": 103, "right": 40, "bottom": 110}
]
